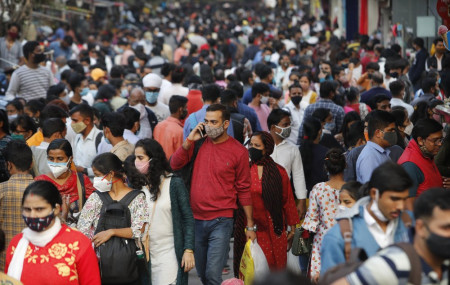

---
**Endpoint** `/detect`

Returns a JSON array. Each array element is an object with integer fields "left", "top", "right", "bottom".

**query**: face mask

[
  {"left": 283, "top": 62, "right": 289, "bottom": 67},
  {"left": 60, "top": 95, "right": 71, "bottom": 105},
  {"left": 404, "top": 122, "right": 413, "bottom": 136},
  {"left": 249, "top": 147, "right": 264, "bottom": 162},
  {"left": 11, "top": 133, "right": 24, "bottom": 141},
  {"left": 275, "top": 125, "right": 291, "bottom": 139},
  {"left": 264, "top": 55, "right": 271, "bottom": 62},
  {"left": 382, "top": 130, "right": 397, "bottom": 146},
  {"left": 145, "top": 91, "right": 159, "bottom": 104},
  {"left": 80, "top": 87, "right": 89, "bottom": 97},
  {"left": 8, "top": 114, "right": 17, "bottom": 123},
  {"left": 324, "top": 122, "right": 336, "bottom": 132},
  {"left": 71, "top": 121, "right": 87, "bottom": 134},
  {"left": 104, "top": 137, "right": 111, "bottom": 144},
  {"left": 291, "top": 96, "right": 301, "bottom": 105},
  {"left": 33, "top": 53, "right": 46, "bottom": 64},
  {"left": 338, "top": 205, "right": 348, "bottom": 213},
  {"left": 341, "top": 63, "right": 349, "bottom": 69},
  {"left": 8, "top": 32, "right": 18, "bottom": 40},
  {"left": 133, "top": 61, "right": 140, "bottom": 69},
  {"left": 121, "top": 89, "right": 128, "bottom": 98},
  {"left": 89, "top": 89, "right": 98, "bottom": 98},
  {"left": 135, "top": 159, "right": 151, "bottom": 174},
  {"left": 368, "top": 73, "right": 373, "bottom": 79},
  {"left": 205, "top": 123, "right": 225, "bottom": 139},
  {"left": 48, "top": 160, "right": 70, "bottom": 178},
  {"left": 426, "top": 227, "right": 450, "bottom": 259},
  {"left": 184, "top": 43, "right": 191, "bottom": 50},
  {"left": 419, "top": 143, "right": 435, "bottom": 159},
  {"left": 83, "top": 66, "right": 89, "bottom": 73},
  {"left": 117, "top": 47, "right": 124, "bottom": 54},
  {"left": 32, "top": 117, "right": 39, "bottom": 125},
  {"left": 306, "top": 50, "right": 313, "bottom": 56},
  {"left": 389, "top": 72, "right": 399, "bottom": 78},
  {"left": 93, "top": 174, "right": 113, "bottom": 192},
  {"left": 260, "top": 96, "right": 269, "bottom": 104},
  {"left": 23, "top": 210, "right": 55, "bottom": 232},
  {"left": 438, "top": 78, "right": 442, "bottom": 85},
  {"left": 370, "top": 189, "right": 388, "bottom": 222}
]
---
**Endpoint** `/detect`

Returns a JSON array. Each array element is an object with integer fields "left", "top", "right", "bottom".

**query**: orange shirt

[
  {"left": 153, "top": 116, "right": 184, "bottom": 160},
  {"left": 26, "top": 130, "right": 43, "bottom": 147}
]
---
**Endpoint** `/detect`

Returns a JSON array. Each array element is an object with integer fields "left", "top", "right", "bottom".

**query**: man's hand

[
  {"left": 443, "top": 177, "right": 450, "bottom": 189},
  {"left": 286, "top": 230, "right": 295, "bottom": 251},
  {"left": 297, "top": 199, "right": 307, "bottom": 220},
  {"left": 188, "top": 123, "right": 206, "bottom": 142},
  {"left": 245, "top": 229, "right": 256, "bottom": 241}
]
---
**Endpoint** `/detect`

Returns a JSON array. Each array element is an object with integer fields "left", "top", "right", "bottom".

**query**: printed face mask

[
  {"left": 23, "top": 210, "right": 55, "bottom": 232},
  {"left": 275, "top": 125, "right": 291, "bottom": 139},
  {"left": 205, "top": 123, "right": 225, "bottom": 139}
]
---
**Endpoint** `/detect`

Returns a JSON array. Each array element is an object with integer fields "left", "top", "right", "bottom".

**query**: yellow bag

[{"left": 239, "top": 239, "right": 254, "bottom": 285}]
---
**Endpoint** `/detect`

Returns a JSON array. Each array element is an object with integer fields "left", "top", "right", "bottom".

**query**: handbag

[{"left": 291, "top": 227, "right": 314, "bottom": 256}]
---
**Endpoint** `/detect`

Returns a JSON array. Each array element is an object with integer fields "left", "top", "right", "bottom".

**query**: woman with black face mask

[
  {"left": 233, "top": 131, "right": 299, "bottom": 275},
  {"left": 4, "top": 181, "right": 101, "bottom": 284}
]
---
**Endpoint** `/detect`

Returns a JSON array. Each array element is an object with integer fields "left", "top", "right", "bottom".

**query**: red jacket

[{"left": 398, "top": 139, "right": 443, "bottom": 196}]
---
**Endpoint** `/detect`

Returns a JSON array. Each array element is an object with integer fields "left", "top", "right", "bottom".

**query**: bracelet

[
  {"left": 186, "top": 137, "right": 194, "bottom": 144},
  {"left": 184, "top": 249, "right": 194, "bottom": 254}
]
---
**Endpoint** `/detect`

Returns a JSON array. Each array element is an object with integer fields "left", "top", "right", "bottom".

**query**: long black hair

[
  {"left": 300, "top": 117, "right": 322, "bottom": 176},
  {"left": 130, "top": 139, "right": 172, "bottom": 201}
]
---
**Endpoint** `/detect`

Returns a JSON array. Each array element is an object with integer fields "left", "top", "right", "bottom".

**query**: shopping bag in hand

[{"left": 239, "top": 239, "right": 269, "bottom": 285}]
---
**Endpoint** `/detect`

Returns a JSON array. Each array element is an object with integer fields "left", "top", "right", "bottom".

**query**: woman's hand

[
  {"left": 286, "top": 230, "right": 295, "bottom": 251},
  {"left": 92, "top": 229, "right": 114, "bottom": 247},
  {"left": 181, "top": 251, "right": 195, "bottom": 272}
]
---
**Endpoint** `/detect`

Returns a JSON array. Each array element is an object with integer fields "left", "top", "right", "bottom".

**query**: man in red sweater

[{"left": 171, "top": 104, "right": 256, "bottom": 285}]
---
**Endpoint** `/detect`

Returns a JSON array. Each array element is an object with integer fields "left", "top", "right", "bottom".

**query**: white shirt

[
  {"left": 147, "top": 177, "right": 178, "bottom": 285},
  {"left": 124, "top": 129, "right": 140, "bottom": 145},
  {"left": 73, "top": 126, "right": 102, "bottom": 177},
  {"left": 148, "top": 102, "right": 170, "bottom": 123},
  {"left": 390, "top": 98, "right": 414, "bottom": 118},
  {"left": 96, "top": 137, "right": 112, "bottom": 155},
  {"left": 271, "top": 140, "right": 307, "bottom": 199},
  {"left": 159, "top": 83, "right": 189, "bottom": 105},
  {"left": 283, "top": 101, "right": 303, "bottom": 145},
  {"left": 363, "top": 205, "right": 398, "bottom": 248},
  {"left": 159, "top": 79, "right": 172, "bottom": 97}
]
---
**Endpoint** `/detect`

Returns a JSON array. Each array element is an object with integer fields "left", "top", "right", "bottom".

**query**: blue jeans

[{"left": 195, "top": 217, "right": 234, "bottom": 285}]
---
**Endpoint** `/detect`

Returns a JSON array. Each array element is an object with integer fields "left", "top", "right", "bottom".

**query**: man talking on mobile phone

[{"left": 171, "top": 103, "right": 255, "bottom": 285}]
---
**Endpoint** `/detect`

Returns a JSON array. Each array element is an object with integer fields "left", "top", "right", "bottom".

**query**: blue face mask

[
  {"left": 439, "top": 78, "right": 442, "bottom": 85},
  {"left": 133, "top": 61, "right": 140, "bottom": 69},
  {"left": 324, "top": 122, "right": 336, "bottom": 132},
  {"left": 264, "top": 55, "right": 271, "bottom": 62},
  {"left": 121, "top": 89, "right": 128, "bottom": 98},
  {"left": 117, "top": 48, "right": 124, "bottom": 54},
  {"left": 105, "top": 137, "right": 111, "bottom": 145},
  {"left": 48, "top": 161, "right": 69, "bottom": 168},
  {"left": 89, "top": 89, "right": 97, "bottom": 97},
  {"left": 80, "top": 87, "right": 89, "bottom": 97},
  {"left": 145, "top": 91, "right": 159, "bottom": 104}
]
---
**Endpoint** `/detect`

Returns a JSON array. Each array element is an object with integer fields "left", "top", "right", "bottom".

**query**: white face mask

[
  {"left": 404, "top": 122, "right": 413, "bottom": 136},
  {"left": 60, "top": 95, "right": 71, "bottom": 105},
  {"left": 47, "top": 160, "right": 70, "bottom": 178},
  {"left": 260, "top": 96, "right": 269, "bottom": 105},
  {"left": 93, "top": 174, "right": 113, "bottom": 192},
  {"left": 338, "top": 205, "right": 347, "bottom": 213},
  {"left": 131, "top": 103, "right": 146, "bottom": 120},
  {"left": 370, "top": 189, "right": 388, "bottom": 222}
]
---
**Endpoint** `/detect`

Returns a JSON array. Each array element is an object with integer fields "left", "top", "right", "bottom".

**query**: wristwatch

[{"left": 246, "top": 225, "right": 257, "bottom": 232}]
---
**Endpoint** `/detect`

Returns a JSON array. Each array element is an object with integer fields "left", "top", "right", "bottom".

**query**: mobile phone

[{"left": 199, "top": 125, "right": 207, "bottom": 137}]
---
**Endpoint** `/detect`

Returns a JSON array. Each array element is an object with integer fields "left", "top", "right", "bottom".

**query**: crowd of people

[{"left": 0, "top": 1, "right": 449, "bottom": 285}]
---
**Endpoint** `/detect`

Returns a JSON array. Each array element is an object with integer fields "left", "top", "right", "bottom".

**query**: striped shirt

[
  {"left": 0, "top": 37, "right": 23, "bottom": 70},
  {"left": 346, "top": 246, "right": 449, "bottom": 285},
  {"left": 5, "top": 65, "right": 54, "bottom": 100}
]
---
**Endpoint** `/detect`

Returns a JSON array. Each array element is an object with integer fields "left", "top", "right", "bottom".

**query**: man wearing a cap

[
  {"left": 142, "top": 73, "right": 170, "bottom": 123},
  {"left": 91, "top": 68, "right": 107, "bottom": 85}
]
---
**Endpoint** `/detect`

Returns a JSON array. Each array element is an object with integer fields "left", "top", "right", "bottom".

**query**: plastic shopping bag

[
  {"left": 239, "top": 239, "right": 269, "bottom": 285},
  {"left": 286, "top": 250, "right": 302, "bottom": 275}
]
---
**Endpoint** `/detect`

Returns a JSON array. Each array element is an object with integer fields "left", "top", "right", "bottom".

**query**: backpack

[
  {"left": 319, "top": 212, "right": 419, "bottom": 285},
  {"left": 94, "top": 190, "right": 142, "bottom": 284}
]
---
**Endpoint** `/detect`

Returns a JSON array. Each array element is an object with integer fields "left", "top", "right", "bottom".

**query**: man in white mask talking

[{"left": 320, "top": 162, "right": 413, "bottom": 274}]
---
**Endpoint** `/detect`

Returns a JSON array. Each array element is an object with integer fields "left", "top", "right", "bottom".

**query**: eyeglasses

[{"left": 426, "top": 137, "right": 444, "bottom": 146}]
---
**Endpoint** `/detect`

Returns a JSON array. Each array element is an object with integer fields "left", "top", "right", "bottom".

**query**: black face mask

[
  {"left": 341, "top": 63, "right": 349, "bottom": 69},
  {"left": 291, "top": 96, "right": 302, "bottom": 105},
  {"left": 249, "top": 147, "right": 264, "bottom": 163},
  {"left": 33, "top": 53, "right": 46, "bottom": 64},
  {"left": 426, "top": 226, "right": 450, "bottom": 259},
  {"left": 390, "top": 72, "right": 399, "bottom": 78}
]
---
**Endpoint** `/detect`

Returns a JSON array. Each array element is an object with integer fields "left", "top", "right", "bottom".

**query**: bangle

[
  {"left": 184, "top": 249, "right": 194, "bottom": 254},
  {"left": 186, "top": 138, "right": 194, "bottom": 144}
]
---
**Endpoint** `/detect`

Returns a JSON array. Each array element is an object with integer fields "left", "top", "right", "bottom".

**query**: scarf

[
  {"left": 251, "top": 132, "right": 284, "bottom": 236},
  {"left": 8, "top": 217, "right": 62, "bottom": 280}
]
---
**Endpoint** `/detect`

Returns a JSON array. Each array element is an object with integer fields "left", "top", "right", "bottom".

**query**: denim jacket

[{"left": 320, "top": 196, "right": 413, "bottom": 274}]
